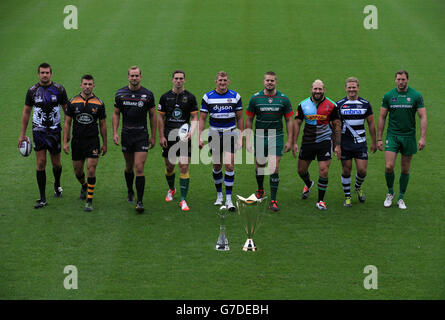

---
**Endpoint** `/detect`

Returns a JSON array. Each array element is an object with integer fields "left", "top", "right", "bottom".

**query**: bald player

[{"left": 292, "top": 80, "right": 341, "bottom": 210}]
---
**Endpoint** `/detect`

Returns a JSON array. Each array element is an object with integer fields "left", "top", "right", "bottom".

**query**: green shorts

[
  {"left": 385, "top": 134, "right": 417, "bottom": 155},
  {"left": 254, "top": 134, "right": 284, "bottom": 157}
]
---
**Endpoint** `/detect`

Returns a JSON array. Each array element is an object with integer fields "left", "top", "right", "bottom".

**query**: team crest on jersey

[
  {"left": 392, "top": 98, "right": 398, "bottom": 102},
  {"left": 51, "top": 95, "right": 57, "bottom": 102},
  {"left": 92, "top": 108, "right": 97, "bottom": 114},
  {"left": 268, "top": 98, "right": 273, "bottom": 104},
  {"left": 35, "top": 96, "right": 43, "bottom": 103},
  {"left": 407, "top": 97, "right": 411, "bottom": 102},
  {"left": 182, "top": 96, "right": 188, "bottom": 103},
  {"left": 227, "top": 98, "right": 232, "bottom": 103}
]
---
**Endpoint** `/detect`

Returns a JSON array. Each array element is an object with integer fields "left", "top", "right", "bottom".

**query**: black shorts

[
  {"left": 122, "top": 129, "right": 149, "bottom": 153},
  {"left": 72, "top": 136, "right": 100, "bottom": 161},
  {"left": 341, "top": 142, "right": 368, "bottom": 160},
  {"left": 299, "top": 140, "right": 332, "bottom": 161},
  {"left": 208, "top": 130, "right": 237, "bottom": 155},
  {"left": 33, "top": 129, "right": 61, "bottom": 155},
  {"left": 162, "top": 138, "right": 192, "bottom": 158}
]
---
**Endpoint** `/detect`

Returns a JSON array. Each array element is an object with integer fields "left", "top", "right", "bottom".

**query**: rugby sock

[
  {"left": 76, "top": 172, "right": 87, "bottom": 190},
  {"left": 53, "top": 166, "right": 62, "bottom": 189},
  {"left": 135, "top": 176, "right": 145, "bottom": 203},
  {"left": 224, "top": 170, "right": 235, "bottom": 198},
  {"left": 125, "top": 170, "right": 134, "bottom": 194},
  {"left": 299, "top": 171, "right": 312, "bottom": 188},
  {"left": 318, "top": 177, "right": 328, "bottom": 202},
  {"left": 270, "top": 173, "right": 279, "bottom": 201},
  {"left": 212, "top": 169, "right": 223, "bottom": 193},
  {"left": 255, "top": 168, "right": 264, "bottom": 190},
  {"left": 165, "top": 170, "right": 176, "bottom": 190},
  {"left": 179, "top": 172, "right": 190, "bottom": 201},
  {"left": 385, "top": 172, "right": 395, "bottom": 195},
  {"left": 36, "top": 170, "right": 46, "bottom": 200},
  {"left": 87, "top": 177, "right": 96, "bottom": 203},
  {"left": 355, "top": 173, "right": 366, "bottom": 190},
  {"left": 398, "top": 173, "right": 410, "bottom": 200},
  {"left": 341, "top": 175, "right": 351, "bottom": 197}
]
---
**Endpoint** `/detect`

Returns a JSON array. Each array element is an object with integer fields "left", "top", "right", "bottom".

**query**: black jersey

[
  {"left": 114, "top": 86, "right": 155, "bottom": 132},
  {"left": 25, "top": 82, "right": 68, "bottom": 131},
  {"left": 158, "top": 89, "right": 198, "bottom": 135},
  {"left": 66, "top": 94, "right": 106, "bottom": 139}
]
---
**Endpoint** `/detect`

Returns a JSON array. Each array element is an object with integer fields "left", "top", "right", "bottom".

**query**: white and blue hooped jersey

[
  {"left": 336, "top": 96, "right": 373, "bottom": 145},
  {"left": 201, "top": 89, "right": 242, "bottom": 133}
]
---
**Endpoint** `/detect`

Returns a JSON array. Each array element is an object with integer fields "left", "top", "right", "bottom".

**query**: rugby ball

[
  {"left": 177, "top": 123, "right": 190, "bottom": 141},
  {"left": 19, "top": 136, "right": 32, "bottom": 157}
]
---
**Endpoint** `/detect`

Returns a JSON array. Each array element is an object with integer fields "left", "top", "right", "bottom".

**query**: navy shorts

[
  {"left": 208, "top": 130, "right": 237, "bottom": 155},
  {"left": 341, "top": 142, "right": 368, "bottom": 160},
  {"left": 33, "top": 129, "right": 61, "bottom": 155}
]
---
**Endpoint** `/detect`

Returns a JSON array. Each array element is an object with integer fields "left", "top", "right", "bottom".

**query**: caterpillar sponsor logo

[
  {"left": 260, "top": 107, "right": 280, "bottom": 112},
  {"left": 306, "top": 114, "right": 328, "bottom": 121}
]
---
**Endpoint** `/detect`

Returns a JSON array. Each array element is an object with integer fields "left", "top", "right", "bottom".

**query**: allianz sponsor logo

[
  {"left": 213, "top": 105, "right": 232, "bottom": 112},
  {"left": 123, "top": 100, "right": 144, "bottom": 107}
]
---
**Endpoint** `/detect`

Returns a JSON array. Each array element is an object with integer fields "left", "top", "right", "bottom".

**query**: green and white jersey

[
  {"left": 246, "top": 90, "right": 293, "bottom": 136},
  {"left": 382, "top": 86, "right": 424, "bottom": 136}
]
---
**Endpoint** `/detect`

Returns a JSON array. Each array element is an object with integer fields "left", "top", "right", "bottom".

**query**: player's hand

[
  {"left": 377, "top": 140, "right": 384, "bottom": 151},
  {"left": 113, "top": 133, "right": 120, "bottom": 146},
  {"left": 184, "top": 132, "right": 192, "bottom": 142},
  {"left": 18, "top": 135, "right": 26, "bottom": 148},
  {"left": 334, "top": 145, "right": 341, "bottom": 159},
  {"left": 284, "top": 141, "right": 291, "bottom": 153},
  {"left": 101, "top": 145, "right": 107, "bottom": 156},
  {"left": 418, "top": 137, "right": 426, "bottom": 151},
  {"left": 149, "top": 137, "right": 155, "bottom": 150},
  {"left": 292, "top": 143, "right": 299, "bottom": 158},
  {"left": 199, "top": 139, "right": 204, "bottom": 149},
  {"left": 370, "top": 142, "right": 377, "bottom": 154},
  {"left": 63, "top": 142, "right": 70, "bottom": 155},
  {"left": 237, "top": 137, "right": 243, "bottom": 150},
  {"left": 246, "top": 140, "right": 252, "bottom": 153},
  {"left": 159, "top": 136, "right": 168, "bottom": 148}
]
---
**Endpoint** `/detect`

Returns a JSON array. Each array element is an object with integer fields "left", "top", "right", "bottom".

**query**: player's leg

[
  {"left": 164, "top": 151, "right": 177, "bottom": 202},
  {"left": 123, "top": 152, "right": 135, "bottom": 202},
  {"left": 254, "top": 133, "right": 266, "bottom": 199},
  {"left": 178, "top": 156, "right": 190, "bottom": 211},
  {"left": 73, "top": 159, "right": 87, "bottom": 200},
  {"left": 316, "top": 159, "right": 331, "bottom": 210},
  {"left": 341, "top": 159, "right": 353, "bottom": 207},
  {"left": 209, "top": 133, "right": 224, "bottom": 205},
  {"left": 354, "top": 158, "right": 368, "bottom": 203},
  {"left": 84, "top": 157, "right": 98, "bottom": 212},
  {"left": 268, "top": 155, "right": 281, "bottom": 212},
  {"left": 397, "top": 154, "right": 412, "bottom": 209},
  {"left": 48, "top": 131, "right": 63, "bottom": 198},
  {"left": 34, "top": 149, "right": 48, "bottom": 208},
  {"left": 384, "top": 150, "right": 397, "bottom": 207},
  {"left": 223, "top": 150, "right": 235, "bottom": 211},
  {"left": 134, "top": 151, "right": 147, "bottom": 212},
  {"left": 298, "top": 144, "right": 316, "bottom": 199}
]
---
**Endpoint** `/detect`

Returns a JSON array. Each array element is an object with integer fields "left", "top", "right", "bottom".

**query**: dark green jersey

[
  {"left": 382, "top": 86, "right": 424, "bottom": 136},
  {"left": 246, "top": 90, "right": 293, "bottom": 136}
]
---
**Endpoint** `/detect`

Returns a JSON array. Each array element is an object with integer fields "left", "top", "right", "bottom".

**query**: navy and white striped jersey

[
  {"left": 201, "top": 89, "right": 242, "bottom": 133},
  {"left": 336, "top": 96, "right": 373, "bottom": 144}
]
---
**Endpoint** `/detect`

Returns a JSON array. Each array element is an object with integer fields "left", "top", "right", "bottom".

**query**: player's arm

[
  {"left": 377, "top": 107, "right": 388, "bottom": 151},
  {"left": 198, "top": 111, "right": 208, "bottom": 149},
  {"left": 235, "top": 109, "right": 244, "bottom": 149},
  {"left": 99, "top": 118, "right": 107, "bottom": 156},
  {"left": 148, "top": 107, "right": 157, "bottom": 149},
  {"left": 63, "top": 115, "right": 72, "bottom": 154},
  {"left": 157, "top": 110, "right": 167, "bottom": 148},
  {"left": 112, "top": 107, "right": 121, "bottom": 146},
  {"left": 188, "top": 111, "right": 199, "bottom": 142},
  {"left": 366, "top": 114, "right": 377, "bottom": 153},
  {"left": 331, "top": 119, "right": 342, "bottom": 159},
  {"left": 18, "top": 105, "right": 32, "bottom": 147},
  {"left": 245, "top": 113, "right": 254, "bottom": 152},
  {"left": 292, "top": 118, "right": 302, "bottom": 158},
  {"left": 284, "top": 115, "right": 293, "bottom": 153},
  {"left": 417, "top": 107, "right": 427, "bottom": 150}
]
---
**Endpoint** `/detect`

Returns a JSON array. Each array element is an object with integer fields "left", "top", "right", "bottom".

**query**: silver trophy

[
  {"left": 216, "top": 205, "right": 230, "bottom": 251},
  {"left": 236, "top": 194, "right": 267, "bottom": 251}
]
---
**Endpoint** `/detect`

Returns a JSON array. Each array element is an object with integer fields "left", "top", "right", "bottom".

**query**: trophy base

[
  {"left": 216, "top": 233, "right": 229, "bottom": 251},
  {"left": 216, "top": 244, "right": 230, "bottom": 251},
  {"left": 242, "top": 238, "right": 257, "bottom": 251}
]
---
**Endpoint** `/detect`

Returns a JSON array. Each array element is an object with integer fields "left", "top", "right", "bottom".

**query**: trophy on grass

[
  {"left": 236, "top": 194, "right": 267, "bottom": 251},
  {"left": 216, "top": 205, "right": 230, "bottom": 251}
]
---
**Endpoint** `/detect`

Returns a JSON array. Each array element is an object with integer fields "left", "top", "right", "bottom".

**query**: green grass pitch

[{"left": 0, "top": 0, "right": 444, "bottom": 300}]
